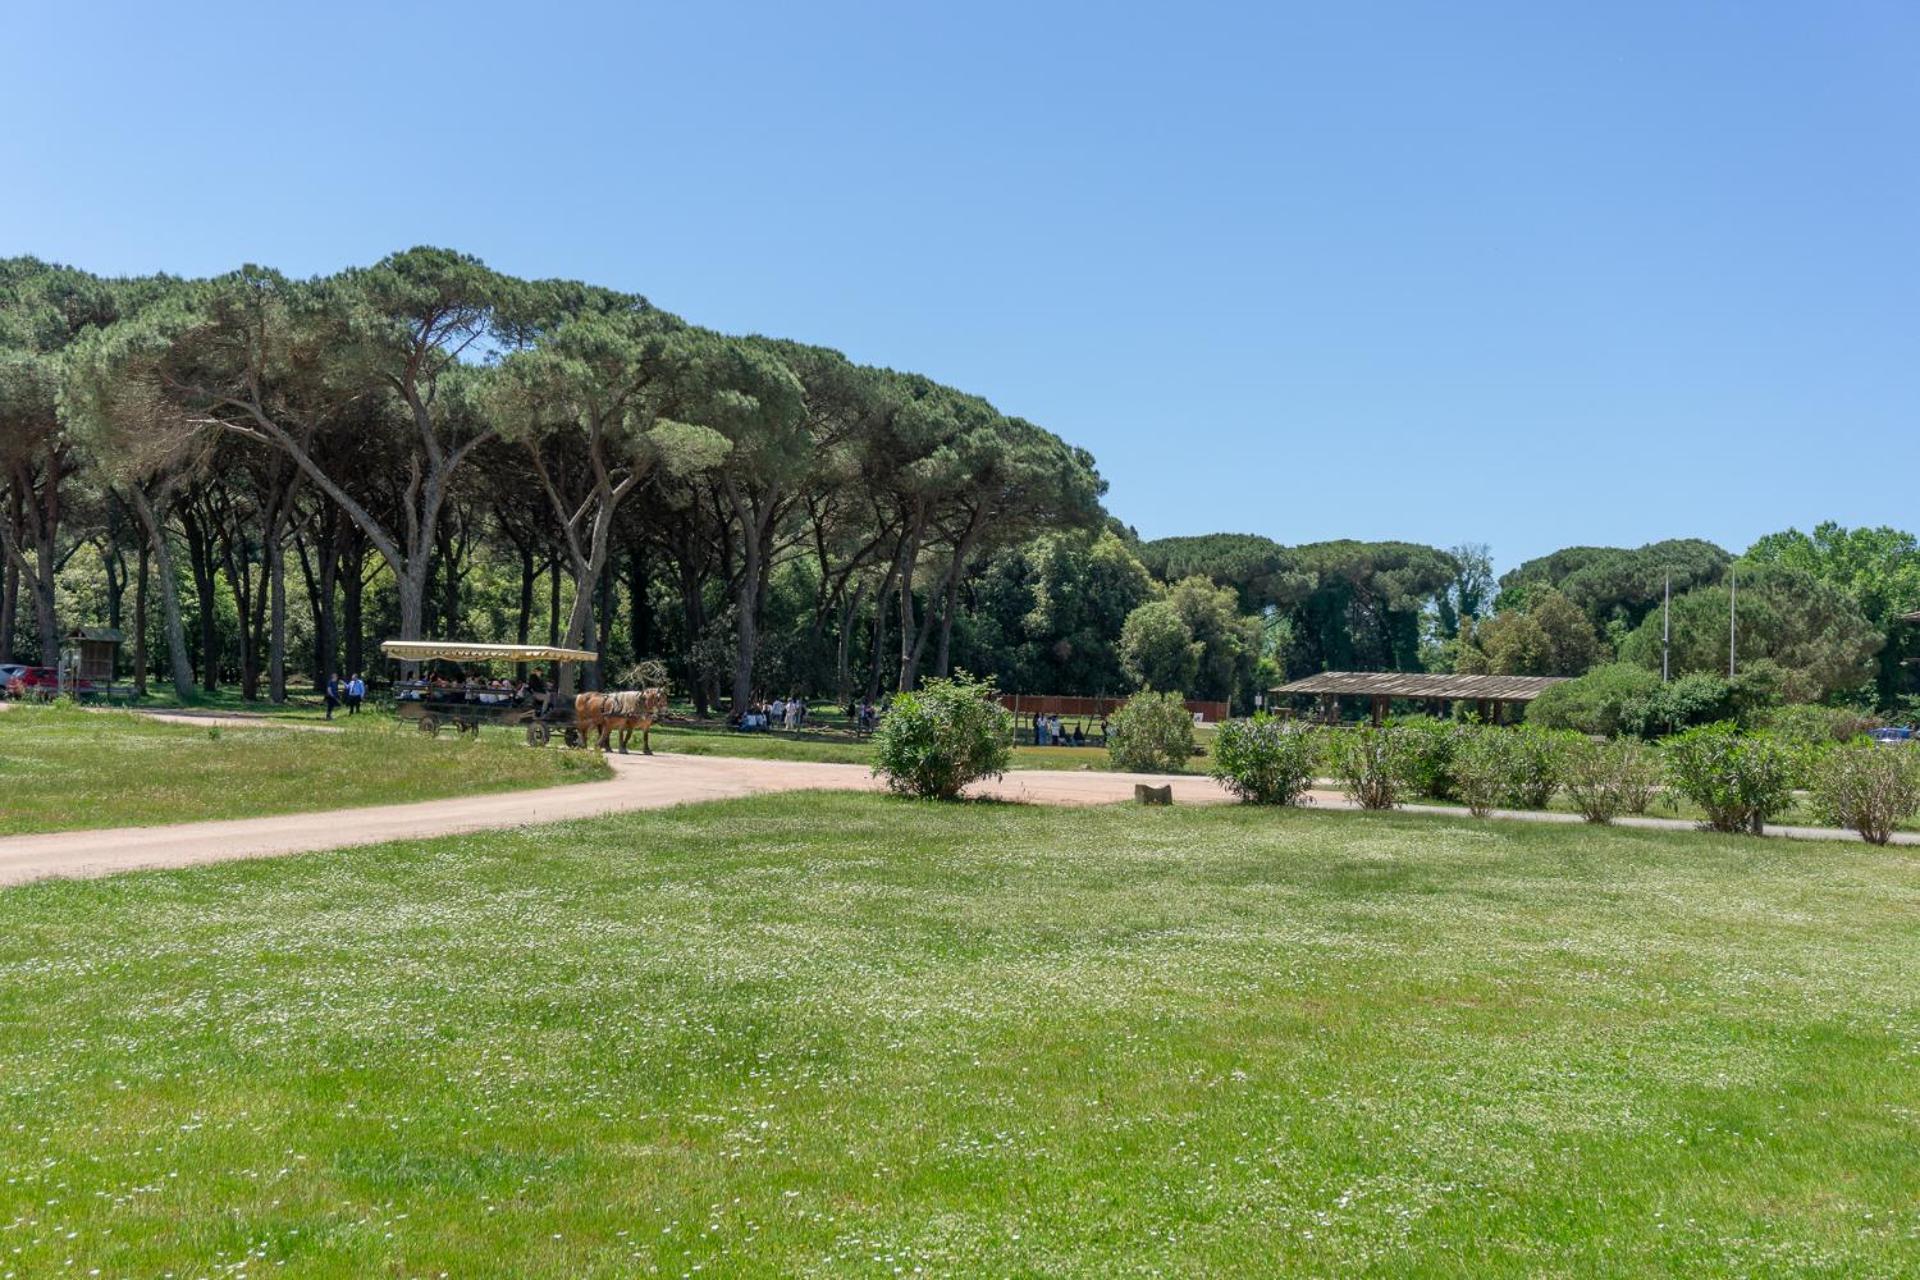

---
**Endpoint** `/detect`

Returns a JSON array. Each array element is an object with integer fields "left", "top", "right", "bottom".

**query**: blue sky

[{"left": 5, "top": 2, "right": 1916, "bottom": 571}]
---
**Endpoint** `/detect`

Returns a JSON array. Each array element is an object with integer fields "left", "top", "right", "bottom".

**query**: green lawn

[
  {"left": 1, "top": 796, "right": 1913, "bottom": 1276},
  {"left": 0, "top": 703, "right": 608, "bottom": 833},
  {"left": 108, "top": 682, "right": 342, "bottom": 720}
]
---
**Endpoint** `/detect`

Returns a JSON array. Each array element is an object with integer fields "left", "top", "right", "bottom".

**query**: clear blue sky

[{"left": 6, "top": 2, "right": 1916, "bottom": 572}]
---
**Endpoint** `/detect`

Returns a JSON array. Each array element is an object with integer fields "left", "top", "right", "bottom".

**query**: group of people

[
  {"left": 322, "top": 673, "right": 367, "bottom": 719},
  {"left": 735, "top": 696, "right": 809, "bottom": 731},
  {"left": 1031, "top": 712, "right": 1105, "bottom": 747},
  {"left": 392, "top": 674, "right": 533, "bottom": 708}
]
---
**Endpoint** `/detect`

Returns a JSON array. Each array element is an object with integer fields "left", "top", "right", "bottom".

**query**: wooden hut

[{"left": 64, "top": 627, "right": 124, "bottom": 691}]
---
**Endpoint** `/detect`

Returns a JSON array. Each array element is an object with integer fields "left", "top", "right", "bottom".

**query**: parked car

[
  {"left": 1869, "top": 726, "right": 1914, "bottom": 746},
  {"left": 0, "top": 663, "right": 28, "bottom": 696},
  {"left": 3, "top": 667, "right": 93, "bottom": 700}
]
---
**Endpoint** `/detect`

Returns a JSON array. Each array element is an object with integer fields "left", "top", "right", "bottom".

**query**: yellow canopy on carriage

[{"left": 379, "top": 640, "right": 600, "bottom": 665}]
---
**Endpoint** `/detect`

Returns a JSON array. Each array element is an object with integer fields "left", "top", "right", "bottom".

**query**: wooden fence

[{"left": 1000, "top": 694, "right": 1232, "bottom": 723}]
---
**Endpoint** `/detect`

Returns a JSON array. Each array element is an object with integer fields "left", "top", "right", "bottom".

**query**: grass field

[
  {"left": 0, "top": 704, "right": 609, "bottom": 834},
  {"left": 0, "top": 795, "right": 1913, "bottom": 1276}
]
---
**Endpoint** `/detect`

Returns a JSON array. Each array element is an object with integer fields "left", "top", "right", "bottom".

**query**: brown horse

[{"left": 574, "top": 688, "right": 669, "bottom": 754}]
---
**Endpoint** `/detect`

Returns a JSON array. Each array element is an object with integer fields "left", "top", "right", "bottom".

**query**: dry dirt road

[
  {"left": 0, "top": 754, "right": 1235, "bottom": 888},
  {"left": 0, "top": 752, "right": 1907, "bottom": 889}
]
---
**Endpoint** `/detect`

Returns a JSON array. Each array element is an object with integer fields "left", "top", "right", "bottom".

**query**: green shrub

[
  {"left": 1449, "top": 728, "right": 1513, "bottom": 818},
  {"left": 1327, "top": 726, "right": 1409, "bottom": 810},
  {"left": 871, "top": 672, "right": 1013, "bottom": 800},
  {"left": 1107, "top": 690, "right": 1197, "bottom": 774},
  {"left": 1394, "top": 716, "right": 1466, "bottom": 800},
  {"left": 1614, "top": 740, "right": 1660, "bottom": 815},
  {"left": 1634, "top": 673, "right": 1737, "bottom": 738},
  {"left": 1757, "top": 703, "right": 1882, "bottom": 751},
  {"left": 1810, "top": 741, "right": 1920, "bottom": 845},
  {"left": 1562, "top": 737, "right": 1657, "bottom": 825},
  {"left": 1504, "top": 726, "right": 1571, "bottom": 809},
  {"left": 1209, "top": 714, "right": 1319, "bottom": 805},
  {"left": 1661, "top": 722, "right": 1799, "bottom": 834},
  {"left": 1525, "top": 664, "right": 1660, "bottom": 737},
  {"left": 1527, "top": 663, "right": 1753, "bottom": 739}
]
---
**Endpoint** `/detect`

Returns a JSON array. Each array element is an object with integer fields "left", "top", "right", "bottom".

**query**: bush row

[
  {"left": 1204, "top": 716, "right": 1920, "bottom": 843},
  {"left": 868, "top": 680, "right": 1920, "bottom": 846}
]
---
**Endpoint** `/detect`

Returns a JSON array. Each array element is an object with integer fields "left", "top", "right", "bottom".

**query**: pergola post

[{"left": 1371, "top": 695, "right": 1387, "bottom": 727}]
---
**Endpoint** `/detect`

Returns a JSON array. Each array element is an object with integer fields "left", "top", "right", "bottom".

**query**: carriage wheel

[
  {"left": 525, "top": 722, "right": 552, "bottom": 748},
  {"left": 563, "top": 727, "right": 584, "bottom": 749},
  {"left": 417, "top": 715, "right": 441, "bottom": 737}
]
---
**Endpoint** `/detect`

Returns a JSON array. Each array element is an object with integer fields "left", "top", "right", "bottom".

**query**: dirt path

[
  {"left": 0, "top": 700, "right": 343, "bottom": 733},
  {"left": 129, "top": 710, "right": 345, "bottom": 733},
  {"left": 0, "top": 755, "right": 1908, "bottom": 889}
]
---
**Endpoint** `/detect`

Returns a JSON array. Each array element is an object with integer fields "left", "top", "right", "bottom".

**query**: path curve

[{"left": 0, "top": 755, "right": 1909, "bottom": 889}]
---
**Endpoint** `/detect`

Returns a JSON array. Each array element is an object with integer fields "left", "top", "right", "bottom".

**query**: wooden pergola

[{"left": 1271, "top": 671, "right": 1571, "bottom": 725}]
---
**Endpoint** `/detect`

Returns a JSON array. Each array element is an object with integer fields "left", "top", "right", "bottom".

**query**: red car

[{"left": 3, "top": 667, "right": 94, "bottom": 700}]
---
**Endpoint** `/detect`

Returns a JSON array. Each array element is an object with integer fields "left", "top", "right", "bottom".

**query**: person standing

[
  {"left": 347, "top": 672, "right": 365, "bottom": 714},
  {"left": 323, "top": 673, "right": 340, "bottom": 720}
]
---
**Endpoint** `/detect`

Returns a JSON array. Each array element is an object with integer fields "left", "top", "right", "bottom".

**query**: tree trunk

[
  {"left": 894, "top": 520, "right": 924, "bottom": 692},
  {"left": 514, "top": 539, "right": 535, "bottom": 683},
  {"left": 133, "top": 540, "right": 150, "bottom": 697},
  {"left": 628, "top": 545, "right": 653, "bottom": 660},
  {"left": 436, "top": 520, "right": 462, "bottom": 638},
  {"left": 721, "top": 481, "right": 782, "bottom": 716},
  {"left": 267, "top": 532, "right": 289, "bottom": 703},
  {"left": 595, "top": 549, "right": 616, "bottom": 689},
  {"left": 546, "top": 554, "right": 562, "bottom": 692},
  {"left": 866, "top": 561, "right": 900, "bottom": 702},
  {"left": 677, "top": 557, "right": 711, "bottom": 718},
  {"left": 732, "top": 534, "right": 761, "bottom": 715},
  {"left": 835, "top": 579, "right": 867, "bottom": 705},
  {"left": 102, "top": 542, "right": 126, "bottom": 631},
  {"left": 0, "top": 485, "right": 17, "bottom": 663},
  {"left": 4, "top": 461, "right": 64, "bottom": 663},
  {"left": 296, "top": 518, "right": 340, "bottom": 689},
  {"left": 221, "top": 531, "right": 259, "bottom": 701},
  {"left": 340, "top": 537, "right": 366, "bottom": 681},
  {"left": 0, "top": 552, "right": 14, "bottom": 663},
  {"left": 126, "top": 485, "right": 193, "bottom": 701},
  {"left": 932, "top": 517, "right": 986, "bottom": 679},
  {"left": 181, "top": 505, "right": 220, "bottom": 691}
]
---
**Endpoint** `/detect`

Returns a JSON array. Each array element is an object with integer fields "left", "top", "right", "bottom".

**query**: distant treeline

[{"left": 5, "top": 251, "right": 1915, "bottom": 713}]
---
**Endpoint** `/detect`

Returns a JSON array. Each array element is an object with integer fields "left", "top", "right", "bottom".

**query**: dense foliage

[
  {"left": 1561, "top": 738, "right": 1659, "bottom": 825},
  {"left": 1449, "top": 729, "right": 1516, "bottom": 818},
  {"left": 1105, "top": 690, "right": 1197, "bottom": 774},
  {"left": 1615, "top": 563, "right": 1881, "bottom": 704},
  {"left": 1208, "top": 715, "right": 1319, "bottom": 805},
  {"left": 869, "top": 672, "right": 1013, "bottom": 800},
  {"left": 1395, "top": 716, "right": 1467, "bottom": 800},
  {"left": 1661, "top": 722, "right": 1801, "bottom": 835},
  {"left": 1809, "top": 741, "right": 1920, "bottom": 845},
  {"left": 1326, "top": 726, "right": 1410, "bottom": 810}
]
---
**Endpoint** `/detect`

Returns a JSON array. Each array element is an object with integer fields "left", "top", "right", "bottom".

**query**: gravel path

[{"left": 0, "top": 753, "right": 1908, "bottom": 889}]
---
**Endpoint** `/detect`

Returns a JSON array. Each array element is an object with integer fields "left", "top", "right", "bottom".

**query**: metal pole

[
  {"left": 1728, "top": 567, "right": 1737, "bottom": 679},
  {"left": 1662, "top": 572, "right": 1670, "bottom": 683}
]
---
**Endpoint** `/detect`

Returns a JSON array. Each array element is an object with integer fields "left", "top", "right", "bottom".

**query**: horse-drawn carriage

[
  {"left": 378, "top": 640, "right": 669, "bottom": 753},
  {"left": 379, "top": 640, "right": 598, "bottom": 747}
]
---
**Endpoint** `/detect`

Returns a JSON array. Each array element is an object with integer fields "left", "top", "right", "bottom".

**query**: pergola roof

[
  {"left": 1271, "top": 671, "right": 1570, "bottom": 702},
  {"left": 380, "top": 640, "right": 599, "bottom": 665}
]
